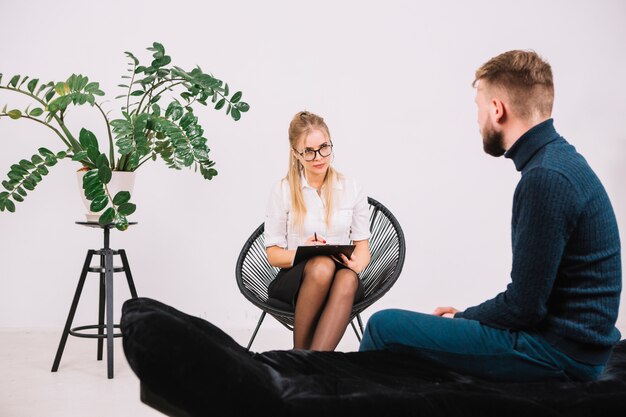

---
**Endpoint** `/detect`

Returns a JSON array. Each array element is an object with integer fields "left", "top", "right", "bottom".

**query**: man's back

[{"left": 517, "top": 123, "right": 622, "bottom": 353}]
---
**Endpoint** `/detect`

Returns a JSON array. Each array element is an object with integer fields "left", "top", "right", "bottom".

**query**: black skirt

[{"left": 268, "top": 257, "right": 365, "bottom": 311}]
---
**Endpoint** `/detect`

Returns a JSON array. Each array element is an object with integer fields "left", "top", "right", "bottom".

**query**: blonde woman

[{"left": 264, "top": 111, "right": 371, "bottom": 351}]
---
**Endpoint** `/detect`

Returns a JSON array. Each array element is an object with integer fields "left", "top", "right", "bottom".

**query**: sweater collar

[{"left": 504, "top": 118, "right": 560, "bottom": 171}]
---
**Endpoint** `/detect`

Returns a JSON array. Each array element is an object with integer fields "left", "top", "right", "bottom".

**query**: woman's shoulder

[
  {"left": 269, "top": 177, "right": 289, "bottom": 191},
  {"left": 268, "top": 177, "right": 292, "bottom": 201},
  {"left": 334, "top": 173, "right": 364, "bottom": 193}
]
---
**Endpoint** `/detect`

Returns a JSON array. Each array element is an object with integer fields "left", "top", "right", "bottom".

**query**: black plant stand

[{"left": 51, "top": 221, "right": 138, "bottom": 379}]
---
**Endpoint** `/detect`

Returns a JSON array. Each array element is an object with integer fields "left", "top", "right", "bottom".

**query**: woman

[{"left": 264, "top": 110, "right": 371, "bottom": 351}]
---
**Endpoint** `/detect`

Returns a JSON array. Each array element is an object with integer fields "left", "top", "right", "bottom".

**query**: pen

[{"left": 314, "top": 232, "right": 317, "bottom": 242}]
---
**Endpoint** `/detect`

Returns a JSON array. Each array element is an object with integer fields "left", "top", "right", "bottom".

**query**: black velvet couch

[{"left": 121, "top": 297, "right": 626, "bottom": 417}]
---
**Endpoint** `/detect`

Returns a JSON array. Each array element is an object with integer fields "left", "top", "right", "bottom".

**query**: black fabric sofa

[{"left": 121, "top": 297, "right": 626, "bottom": 417}]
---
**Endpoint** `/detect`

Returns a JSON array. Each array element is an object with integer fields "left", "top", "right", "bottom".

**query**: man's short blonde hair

[{"left": 474, "top": 50, "right": 554, "bottom": 120}]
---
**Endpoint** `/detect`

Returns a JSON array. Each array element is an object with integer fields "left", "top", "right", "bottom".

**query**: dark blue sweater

[{"left": 456, "top": 119, "right": 622, "bottom": 364}]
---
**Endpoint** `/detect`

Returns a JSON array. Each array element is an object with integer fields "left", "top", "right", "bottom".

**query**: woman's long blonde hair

[{"left": 287, "top": 111, "right": 339, "bottom": 232}]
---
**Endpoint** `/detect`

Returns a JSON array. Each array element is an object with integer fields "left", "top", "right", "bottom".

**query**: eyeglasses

[{"left": 293, "top": 143, "right": 333, "bottom": 162}]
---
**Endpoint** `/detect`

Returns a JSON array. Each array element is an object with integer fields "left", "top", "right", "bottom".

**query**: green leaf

[
  {"left": 8, "top": 171, "right": 23, "bottom": 181},
  {"left": 79, "top": 128, "right": 99, "bottom": 151},
  {"left": 16, "top": 187, "right": 27, "bottom": 197},
  {"left": 77, "top": 75, "right": 89, "bottom": 92},
  {"left": 22, "top": 180, "right": 35, "bottom": 191},
  {"left": 30, "top": 154, "right": 43, "bottom": 164},
  {"left": 38, "top": 147, "right": 55, "bottom": 157},
  {"left": 214, "top": 98, "right": 225, "bottom": 110},
  {"left": 12, "top": 192, "right": 24, "bottom": 203},
  {"left": 44, "top": 89, "right": 56, "bottom": 102},
  {"left": 90, "top": 194, "right": 109, "bottom": 212},
  {"left": 115, "top": 215, "right": 129, "bottom": 231},
  {"left": 96, "top": 153, "right": 109, "bottom": 169},
  {"left": 36, "top": 165, "right": 49, "bottom": 176},
  {"left": 9, "top": 75, "right": 20, "bottom": 87},
  {"left": 98, "top": 165, "right": 112, "bottom": 184},
  {"left": 71, "top": 151, "right": 89, "bottom": 161},
  {"left": 7, "top": 109, "right": 22, "bottom": 119},
  {"left": 99, "top": 207, "right": 115, "bottom": 224},
  {"left": 27, "top": 78, "right": 39, "bottom": 93},
  {"left": 237, "top": 102, "right": 250, "bottom": 112},
  {"left": 124, "top": 51, "right": 139, "bottom": 65},
  {"left": 67, "top": 74, "right": 77, "bottom": 91},
  {"left": 17, "top": 76, "right": 29, "bottom": 89},
  {"left": 183, "top": 154, "right": 194, "bottom": 166},
  {"left": 152, "top": 42, "right": 165, "bottom": 54},
  {"left": 112, "top": 191, "right": 130, "bottom": 205},
  {"left": 87, "top": 147, "right": 100, "bottom": 165},
  {"left": 11, "top": 164, "right": 29, "bottom": 175},
  {"left": 117, "top": 202, "right": 136, "bottom": 216},
  {"left": 29, "top": 107, "right": 44, "bottom": 117},
  {"left": 152, "top": 56, "right": 171, "bottom": 68},
  {"left": 29, "top": 170, "right": 42, "bottom": 182},
  {"left": 231, "top": 91, "right": 242, "bottom": 103},
  {"left": 231, "top": 107, "right": 241, "bottom": 121},
  {"left": 85, "top": 183, "right": 105, "bottom": 200},
  {"left": 130, "top": 90, "right": 144, "bottom": 96},
  {"left": 82, "top": 170, "right": 99, "bottom": 189},
  {"left": 223, "top": 83, "right": 229, "bottom": 97},
  {"left": 42, "top": 157, "right": 56, "bottom": 167},
  {"left": 84, "top": 82, "right": 100, "bottom": 93},
  {"left": 5, "top": 199, "right": 15, "bottom": 212},
  {"left": 2, "top": 180, "right": 14, "bottom": 191},
  {"left": 19, "top": 159, "right": 36, "bottom": 169}
]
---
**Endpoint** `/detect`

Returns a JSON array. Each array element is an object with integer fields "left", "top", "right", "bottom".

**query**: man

[{"left": 360, "top": 50, "right": 622, "bottom": 382}]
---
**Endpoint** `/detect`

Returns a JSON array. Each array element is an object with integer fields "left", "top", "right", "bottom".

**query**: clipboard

[{"left": 293, "top": 244, "right": 355, "bottom": 266}]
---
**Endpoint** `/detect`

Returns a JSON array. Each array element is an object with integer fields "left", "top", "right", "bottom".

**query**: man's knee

[{"left": 364, "top": 309, "right": 408, "bottom": 339}]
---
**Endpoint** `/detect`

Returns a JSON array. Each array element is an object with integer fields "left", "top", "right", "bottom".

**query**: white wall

[{"left": 1, "top": 0, "right": 625, "bottom": 344}]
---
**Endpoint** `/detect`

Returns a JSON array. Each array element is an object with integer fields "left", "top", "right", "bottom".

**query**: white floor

[{"left": 0, "top": 326, "right": 361, "bottom": 417}]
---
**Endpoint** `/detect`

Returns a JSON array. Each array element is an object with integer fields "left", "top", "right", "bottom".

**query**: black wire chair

[{"left": 236, "top": 197, "right": 406, "bottom": 350}]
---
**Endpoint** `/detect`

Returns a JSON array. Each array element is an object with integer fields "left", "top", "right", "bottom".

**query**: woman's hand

[
  {"left": 304, "top": 234, "right": 326, "bottom": 246},
  {"left": 338, "top": 252, "right": 362, "bottom": 274}
]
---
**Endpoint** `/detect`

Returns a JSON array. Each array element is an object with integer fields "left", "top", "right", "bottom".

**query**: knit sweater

[{"left": 456, "top": 119, "right": 622, "bottom": 364}]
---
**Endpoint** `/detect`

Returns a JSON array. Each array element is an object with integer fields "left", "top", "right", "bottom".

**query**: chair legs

[
  {"left": 350, "top": 319, "right": 362, "bottom": 342},
  {"left": 246, "top": 312, "right": 366, "bottom": 350},
  {"left": 246, "top": 311, "right": 267, "bottom": 350}
]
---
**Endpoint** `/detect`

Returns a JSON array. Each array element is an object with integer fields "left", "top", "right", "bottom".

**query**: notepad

[{"left": 293, "top": 244, "right": 355, "bottom": 266}]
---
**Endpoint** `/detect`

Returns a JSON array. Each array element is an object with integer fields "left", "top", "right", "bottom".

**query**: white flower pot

[{"left": 76, "top": 170, "right": 136, "bottom": 222}]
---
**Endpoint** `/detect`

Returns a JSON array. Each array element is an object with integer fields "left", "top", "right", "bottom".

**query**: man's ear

[{"left": 491, "top": 97, "right": 507, "bottom": 124}]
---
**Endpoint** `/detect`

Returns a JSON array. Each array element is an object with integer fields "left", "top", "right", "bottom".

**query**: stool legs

[
  {"left": 104, "top": 248, "right": 114, "bottom": 378},
  {"left": 119, "top": 249, "right": 138, "bottom": 298},
  {"left": 52, "top": 247, "right": 138, "bottom": 378},
  {"left": 97, "top": 254, "right": 105, "bottom": 361},
  {"left": 51, "top": 250, "right": 96, "bottom": 372}
]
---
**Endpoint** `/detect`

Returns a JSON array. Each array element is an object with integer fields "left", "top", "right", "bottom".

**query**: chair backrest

[{"left": 235, "top": 197, "right": 406, "bottom": 323}]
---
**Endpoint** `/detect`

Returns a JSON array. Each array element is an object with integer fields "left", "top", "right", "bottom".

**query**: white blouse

[{"left": 264, "top": 175, "right": 371, "bottom": 250}]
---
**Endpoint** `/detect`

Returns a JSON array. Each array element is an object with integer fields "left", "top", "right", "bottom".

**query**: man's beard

[{"left": 482, "top": 124, "right": 506, "bottom": 157}]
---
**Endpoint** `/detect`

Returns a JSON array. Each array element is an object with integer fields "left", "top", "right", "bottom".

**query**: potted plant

[{"left": 0, "top": 42, "right": 249, "bottom": 230}]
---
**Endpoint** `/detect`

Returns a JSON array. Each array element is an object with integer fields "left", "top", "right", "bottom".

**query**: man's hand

[{"left": 433, "top": 306, "right": 460, "bottom": 318}]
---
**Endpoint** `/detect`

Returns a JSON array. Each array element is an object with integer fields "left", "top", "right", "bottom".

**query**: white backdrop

[{"left": 1, "top": 0, "right": 625, "bottom": 345}]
